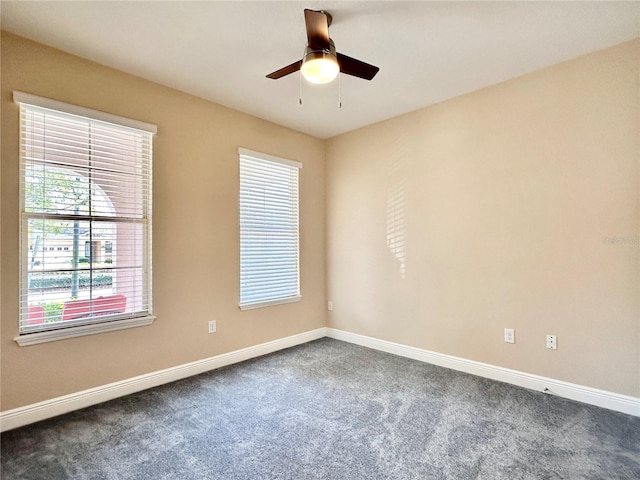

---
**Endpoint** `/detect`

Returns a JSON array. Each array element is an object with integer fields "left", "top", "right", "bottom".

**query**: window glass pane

[{"left": 25, "top": 164, "right": 91, "bottom": 215}]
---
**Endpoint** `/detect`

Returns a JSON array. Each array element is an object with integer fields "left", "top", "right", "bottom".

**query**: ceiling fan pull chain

[
  {"left": 338, "top": 73, "right": 342, "bottom": 109},
  {"left": 299, "top": 59, "right": 303, "bottom": 105}
]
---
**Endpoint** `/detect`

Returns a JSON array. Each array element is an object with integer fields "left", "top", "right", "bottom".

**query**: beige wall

[
  {"left": 326, "top": 40, "right": 639, "bottom": 397},
  {"left": 1, "top": 32, "right": 326, "bottom": 410},
  {"left": 2, "top": 31, "right": 638, "bottom": 412}
]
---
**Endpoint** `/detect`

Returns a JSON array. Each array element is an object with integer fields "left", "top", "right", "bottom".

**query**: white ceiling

[{"left": 2, "top": 1, "right": 639, "bottom": 139}]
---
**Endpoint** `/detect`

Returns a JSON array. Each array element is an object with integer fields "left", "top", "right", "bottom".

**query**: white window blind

[
  {"left": 239, "top": 148, "right": 302, "bottom": 310},
  {"left": 15, "top": 92, "right": 155, "bottom": 339}
]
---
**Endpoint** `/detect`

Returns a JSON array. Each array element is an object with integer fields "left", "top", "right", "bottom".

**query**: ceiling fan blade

[
  {"left": 266, "top": 60, "right": 303, "bottom": 79},
  {"left": 337, "top": 53, "right": 380, "bottom": 80},
  {"left": 304, "top": 9, "right": 330, "bottom": 50}
]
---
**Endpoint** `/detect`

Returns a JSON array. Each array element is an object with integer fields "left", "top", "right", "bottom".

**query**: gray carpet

[{"left": 1, "top": 338, "right": 639, "bottom": 479}]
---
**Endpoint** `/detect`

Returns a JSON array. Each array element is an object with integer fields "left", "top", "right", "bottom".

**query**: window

[
  {"left": 15, "top": 92, "right": 156, "bottom": 345},
  {"left": 239, "top": 148, "right": 302, "bottom": 310}
]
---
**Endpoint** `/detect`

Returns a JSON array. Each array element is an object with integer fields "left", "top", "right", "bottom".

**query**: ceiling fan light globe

[{"left": 301, "top": 52, "right": 339, "bottom": 84}]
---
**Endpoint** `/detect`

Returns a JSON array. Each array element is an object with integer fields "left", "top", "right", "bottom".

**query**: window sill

[
  {"left": 239, "top": 295, "right": 302, "bottom": 311},
  {"left": 14, "top": 315, "right": 156, "bottom": 346}
]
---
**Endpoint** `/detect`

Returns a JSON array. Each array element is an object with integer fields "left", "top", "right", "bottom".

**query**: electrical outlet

[
  {"left": 504, "top": 328, "right": 515, "bottom": 344},
  {"left": 546, "top": 334, "right": 557, "bottom": 350},
  {"left": 208, "top": 320, "right": 217, "bottom": 334},
  {"left": 327, "top": 301, "right": 333, "bottom": 311}
]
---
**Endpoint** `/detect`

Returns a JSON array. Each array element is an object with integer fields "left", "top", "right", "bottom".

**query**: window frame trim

[
  {"left": 14, "top": 92, "right": 156, "bottom": 345},
  {"left": 238, "top": 147, "right": 302, "bottom": 310},
  {"left": 14, "top": 315, "right": 156, "bottom": 346},
  {"left": 239, "top": 295, "right": 303, "bottom": 311},
  {"left": 12, "top": 91, "right": 157, "bottom": 133},
  {"left": 238, "top": 147, "right": 302, "bottom": 170}
]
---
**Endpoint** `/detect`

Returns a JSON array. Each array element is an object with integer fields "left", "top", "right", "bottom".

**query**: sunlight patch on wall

[{"left": 385, "top": 147, "right": 408, "bottom": 280}]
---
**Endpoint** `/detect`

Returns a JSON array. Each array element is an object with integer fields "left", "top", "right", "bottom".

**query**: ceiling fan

[{"left": 266, "top": 9, "right": 379, "bottom": 85}]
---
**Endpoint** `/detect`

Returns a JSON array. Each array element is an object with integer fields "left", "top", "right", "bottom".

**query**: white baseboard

[
  {"left": 3, "top": 326, "right": 637, "bottom": 432},
  {"left": 0, "top": 327, "right": 327, "bottom": 432},
  {"left": 326, "top": 328, "right": 640, "bottom": 417}
]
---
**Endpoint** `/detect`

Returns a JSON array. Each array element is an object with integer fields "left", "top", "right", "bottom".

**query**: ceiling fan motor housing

[{"left": 303, "top": 39, "right": 337, "bottom": 63}]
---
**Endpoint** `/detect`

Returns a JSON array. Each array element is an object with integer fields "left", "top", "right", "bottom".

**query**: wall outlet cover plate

[{"left": 504, "top": 328, "right": 515, "bottom": 344}]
